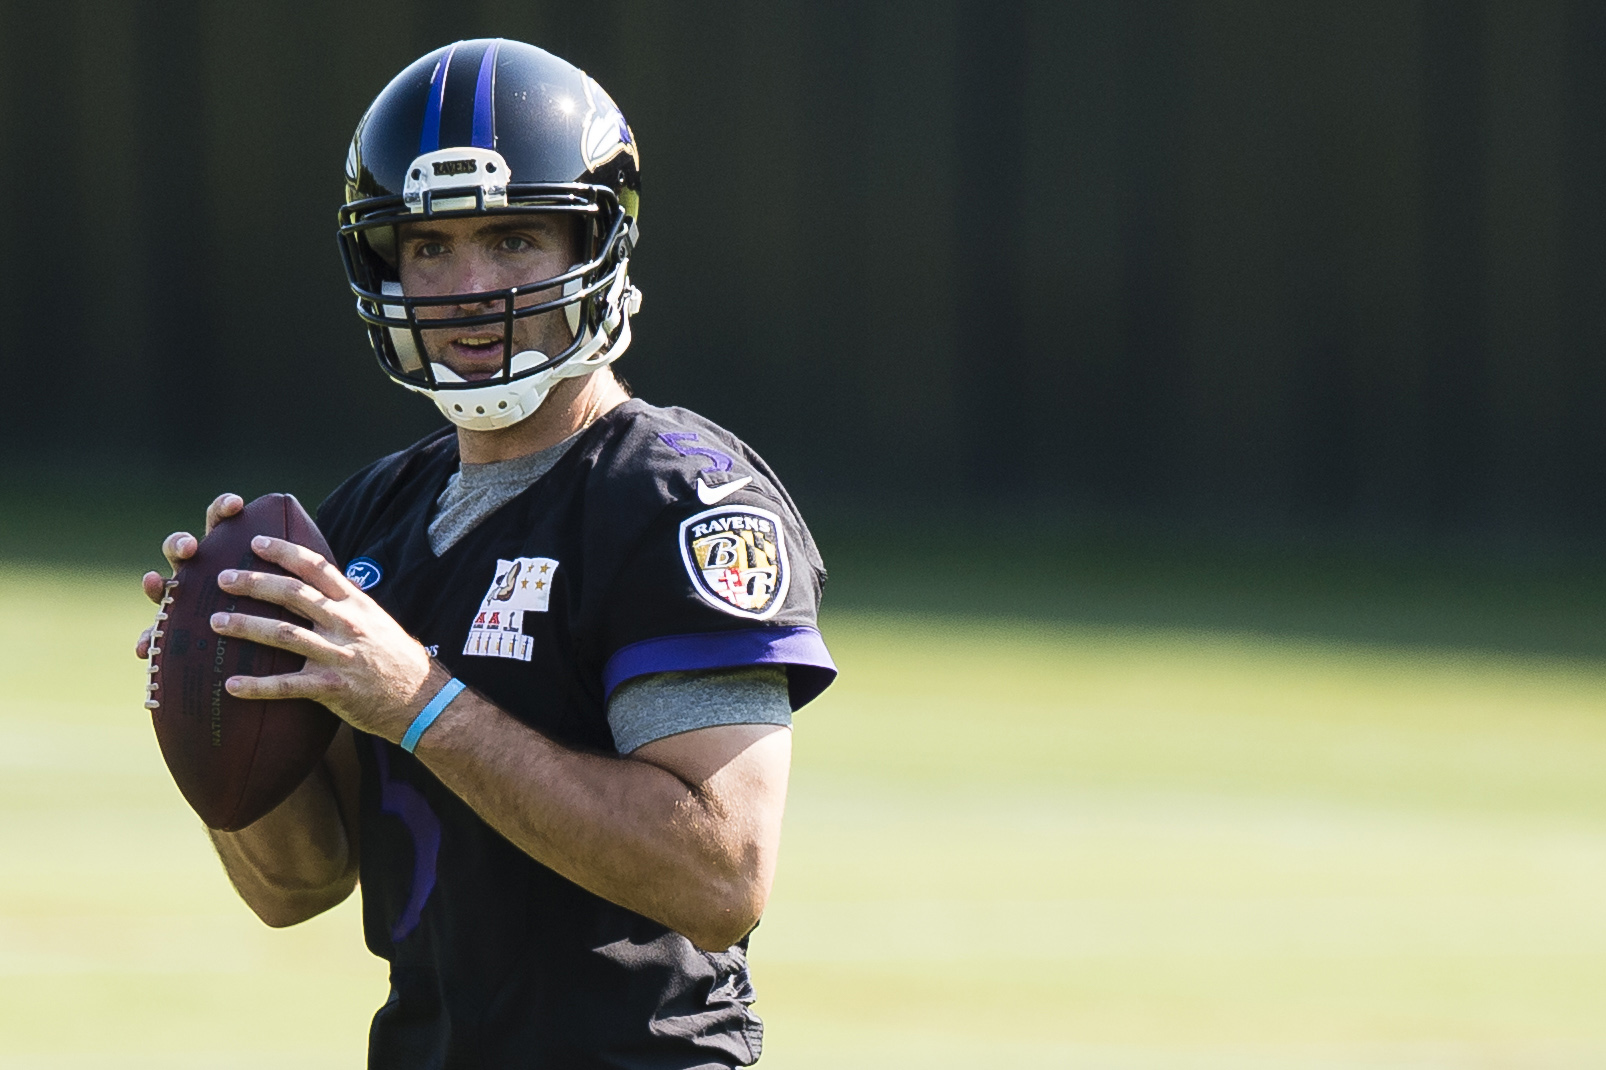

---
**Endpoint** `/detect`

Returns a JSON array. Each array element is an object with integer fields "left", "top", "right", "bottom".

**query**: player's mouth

[{"left": 447, "top": 334, "right": 507, "bottom": 379}]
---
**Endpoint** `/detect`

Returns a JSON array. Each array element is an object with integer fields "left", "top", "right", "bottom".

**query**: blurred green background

[
  {"left": 6, "top": 1, "right": 1606, "bottom": 1067},
  {"left": 7, "top": 541, "right": 1606, "bottom": 1067}
]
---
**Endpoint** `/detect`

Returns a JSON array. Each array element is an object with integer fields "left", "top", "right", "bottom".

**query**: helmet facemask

[{"left": 338, "top": 149, "right": 641, "bottom": 431}]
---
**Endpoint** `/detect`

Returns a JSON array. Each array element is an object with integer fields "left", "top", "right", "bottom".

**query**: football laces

[{"left": 144, "top": 579, "right": 178, "bottom": 711}]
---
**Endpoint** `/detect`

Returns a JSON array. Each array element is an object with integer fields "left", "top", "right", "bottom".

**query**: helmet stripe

[
  {"left": 419, "top": 42, "right": 460, "bottom": 154},
  {"left": 471, "top": 40, "right": 500, "bottom": 149}
]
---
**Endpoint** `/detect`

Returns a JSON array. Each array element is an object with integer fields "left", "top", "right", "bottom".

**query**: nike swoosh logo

[{"left": 697, "top": 476, "right": 753, "bottom": 505}]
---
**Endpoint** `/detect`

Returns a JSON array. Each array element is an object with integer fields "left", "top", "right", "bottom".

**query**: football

[{"left": 144, "top": 493, "right": 340, "bottom": 831}]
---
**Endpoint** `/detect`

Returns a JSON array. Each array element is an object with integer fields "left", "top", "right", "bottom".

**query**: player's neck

[{"left": 455, "top": 371, "right": 629, "bottom": 465}]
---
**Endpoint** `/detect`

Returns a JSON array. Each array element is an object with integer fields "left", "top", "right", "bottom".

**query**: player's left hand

[{"left": 209, "top": 535, "right": 442, "bottom": 742}]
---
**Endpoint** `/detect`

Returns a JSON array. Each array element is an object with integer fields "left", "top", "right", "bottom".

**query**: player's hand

[
  {"left": 133, "top": 494, "right": 245, "bottom": 659},
  {"left": 206, "top": 535, "right": 441, "bottom": 742}
]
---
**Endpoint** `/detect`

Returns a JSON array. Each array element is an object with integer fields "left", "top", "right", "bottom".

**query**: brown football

[{"left": 144, "top": 493, "right": 340, "bottom": 831}]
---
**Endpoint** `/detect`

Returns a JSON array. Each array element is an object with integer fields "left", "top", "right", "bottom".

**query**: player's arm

[
  {"left": 415, "top": 679, "right": 789, "bottom": 952},
  {"left": 134, "top": 495, "right": 361, "bottom": 928},
  {"left": 201, "top": 724, "right": 362, "bottom": 927},
  {"left": 210, "top": 537, "right": 790, "bottom": 950}
]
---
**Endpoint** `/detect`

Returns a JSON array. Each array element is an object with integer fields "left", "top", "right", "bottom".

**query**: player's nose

[{"left": 450, "top": 251, "right": 509, "bottom": 303}]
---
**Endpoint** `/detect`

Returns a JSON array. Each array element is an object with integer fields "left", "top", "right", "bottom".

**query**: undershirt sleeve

[{"left": 605, "top": 665, "right": 792, "bottom": 754}]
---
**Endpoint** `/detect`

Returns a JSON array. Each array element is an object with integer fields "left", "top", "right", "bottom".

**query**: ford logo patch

[{"left": 345, "top": 557, "right": 383, "bottom": 591}]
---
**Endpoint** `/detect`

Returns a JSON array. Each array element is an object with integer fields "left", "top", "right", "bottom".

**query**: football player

[{"left": 134, "top": 39, "right": 834, "bottom": 1068}]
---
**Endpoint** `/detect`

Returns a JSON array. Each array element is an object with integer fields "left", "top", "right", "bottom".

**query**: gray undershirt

[
  {"left": 428, "top": 431, "right": 793, "bottom": 753},
  {"left": 429, "top": 432, "right": 582, "bottom": 557}
]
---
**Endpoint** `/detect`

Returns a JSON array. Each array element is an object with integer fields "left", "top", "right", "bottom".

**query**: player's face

[{"left": 395, "top": 215, "right": 581, "bottom": 381}]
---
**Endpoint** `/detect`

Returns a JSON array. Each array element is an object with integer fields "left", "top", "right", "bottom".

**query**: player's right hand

[{"left": 134, "top": 493, "right": 245, "bottom": 659}]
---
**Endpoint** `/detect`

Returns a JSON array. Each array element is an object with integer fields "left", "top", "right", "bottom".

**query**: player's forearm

[
  {"left": 207, "top": 761, "right": 357, "bottom": 927},
  {"left": 415, "top": 690, "right": 774, "bottom": 949}
]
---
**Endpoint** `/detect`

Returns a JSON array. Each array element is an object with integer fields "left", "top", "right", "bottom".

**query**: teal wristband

[{"left": 400, "top": 677, "right": 467, "bottom": 754}]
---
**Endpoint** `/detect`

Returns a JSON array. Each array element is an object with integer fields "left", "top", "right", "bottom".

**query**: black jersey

[{"left": 315, "top": 400, "right": 835, "bottom": 1069}]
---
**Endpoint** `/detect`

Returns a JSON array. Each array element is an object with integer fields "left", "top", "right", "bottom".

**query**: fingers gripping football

[
  {"left": 154, "top": 495, "right": 243, "bottom": 586},
  {"left": 211, "top": 609, "right": 345, "bottom": 663},
  {"left": 211, "top": 535, "right": 435, "bottom": 739},
  {"left": 204, "top": 493, "right": 245, "bottom": 536},
  {"left": 134, "top": 493, "right": 245, "bottom": 657}
]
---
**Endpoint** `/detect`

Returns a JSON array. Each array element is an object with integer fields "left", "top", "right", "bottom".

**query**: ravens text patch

[{"left": 679, "top": 506, "right": 789, "bottom": 620}]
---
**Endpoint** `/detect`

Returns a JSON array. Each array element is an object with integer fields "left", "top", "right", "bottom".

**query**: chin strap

[{"left": 559, "top": 256, "right": 640, "bottom": 374}]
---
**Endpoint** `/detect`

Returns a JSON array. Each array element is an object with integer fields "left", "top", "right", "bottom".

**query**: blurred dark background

[{"left": 3, "top": 0, "right": 1605, "bottom": 549}]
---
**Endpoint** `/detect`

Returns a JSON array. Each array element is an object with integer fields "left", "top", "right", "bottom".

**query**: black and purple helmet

[{"left": 337, "top": 39, "right": 641, "bottom": 425}]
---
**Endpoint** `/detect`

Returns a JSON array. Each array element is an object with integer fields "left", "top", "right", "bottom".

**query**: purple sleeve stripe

[{"left": 603, "top": 627, "right": 837, "bottom": 711}]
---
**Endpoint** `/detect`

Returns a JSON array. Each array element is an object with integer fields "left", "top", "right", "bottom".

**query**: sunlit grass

[
  {"left": 760, "top": 615, "right": 1606, "bottom": 1068},
  {"left": 5, "top": 567, "right": 1606, "bottom": 1067}
]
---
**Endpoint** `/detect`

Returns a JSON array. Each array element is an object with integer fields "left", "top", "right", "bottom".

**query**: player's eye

[
  {"left": 413, "top": 241, "right": 448, "bottom": 259},
  {"left": 497, "top": 235, "right": 534, "bottom": 253}
]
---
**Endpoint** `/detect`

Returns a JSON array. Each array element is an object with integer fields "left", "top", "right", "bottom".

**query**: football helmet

[{"left": 338, "top": 40, "right": 642, "bottom": 430}]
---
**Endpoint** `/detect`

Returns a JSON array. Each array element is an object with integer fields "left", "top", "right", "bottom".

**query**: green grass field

[{"left": 6, "top": 549, "right": 1606, "bottom": 1068}]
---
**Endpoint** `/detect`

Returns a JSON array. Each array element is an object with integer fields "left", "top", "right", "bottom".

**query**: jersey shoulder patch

[{"left": 678, "top": 504, "right": 790, "bottom": 620}]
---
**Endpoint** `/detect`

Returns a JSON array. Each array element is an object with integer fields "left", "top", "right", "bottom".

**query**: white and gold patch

[
  {"left": 463, "top": 556, "right": 558, "bottom": 662},
  {"left": 679, "top": 506, "right": 789, "bottom": 620}
]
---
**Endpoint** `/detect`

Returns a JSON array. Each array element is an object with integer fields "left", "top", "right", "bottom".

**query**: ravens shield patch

[{"left": 680, "top": 506, "right": 789, "bottom": 620}]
